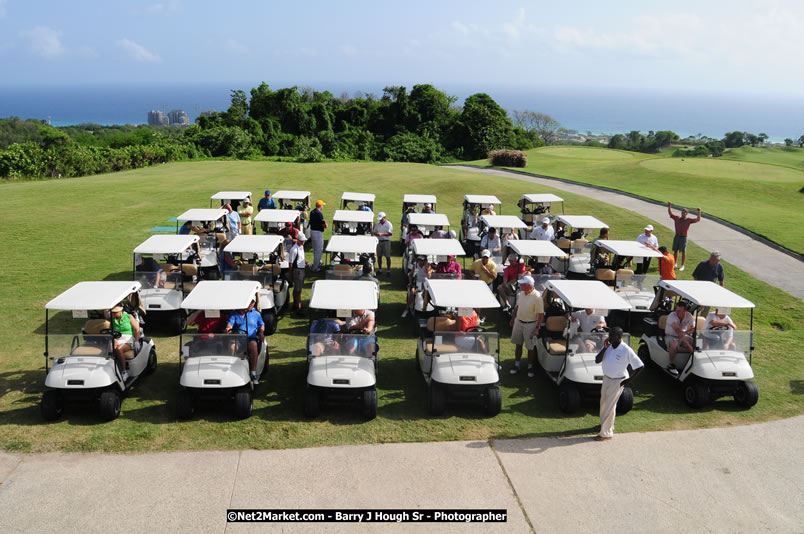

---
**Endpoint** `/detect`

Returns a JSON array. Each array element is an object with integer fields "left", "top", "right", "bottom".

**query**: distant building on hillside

[
  {"left": 168, "top": 109, "right": 190, "bottom": 127},
  {"left": 147, "top": 110, "right": 169, "bottom": 126}
]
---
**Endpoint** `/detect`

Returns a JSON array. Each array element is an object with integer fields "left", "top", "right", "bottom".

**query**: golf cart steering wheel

[
  {"left": 99, "top": 328, "right": 122, "bottom": 339},
  {"left": 710, "top": 325, "right": 729, "bottom": 331},
  {"left": 592, "top": 326, "right": 610, "bottom": 333},
  {"left": 466, "top": 326, "right": 485, "bottom": 333}
]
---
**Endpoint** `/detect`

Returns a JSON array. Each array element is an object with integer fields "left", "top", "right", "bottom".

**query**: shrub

[
  {"left": 382, "top": 132, "right": 443, "bottom": 163},
  {"left": 488, "top": 149, "right": 527, "bottom": 167}
]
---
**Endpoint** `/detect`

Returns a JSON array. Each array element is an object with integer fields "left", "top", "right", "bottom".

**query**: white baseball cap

[
  {"left": 542, "top": 217, "right": 551, "bottom": 224},
  {"left": 296, "top": 233, "right": 307, "bottom": 242},
  {"left": 377, "top": 212, "right": 386, "bottom": 220},
  {"left": 518, "top": 275, "right": 535, "bottom": 286},
  {"left": 481, "top": 249, "right": 491, "bottom": 258},
  {"left": 645, "top": 224, "right": 654, "bottom": 231}
]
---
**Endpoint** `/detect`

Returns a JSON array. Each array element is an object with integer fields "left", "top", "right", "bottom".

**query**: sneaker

[
  {"left": 594, "top": 435, "right": 612, "bottom": 442},
  {"left": 674, "top": 262, "right": 677, "bottom": 268},
  {"left": 679, "top": 265, "right": 685, "bottom": 271},
  {"left": 250, "top": 372, "right": 258, "bottom": 385},
  {"left": 509, "top": 364, "right": 521, "bottom": 375},
  {"left": 527, "top": 366, "right": 535, "bottom": 378},
  {"left": 401, "top": 309, "right": 409, "bottom": 318},
  {"left": 121, "top": 370, "right": 129, "bottom": 382}
]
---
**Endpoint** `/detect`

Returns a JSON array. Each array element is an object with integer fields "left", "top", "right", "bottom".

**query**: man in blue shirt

[
  {"left": 257, "top": 190, "right": 277, "bottom": 233},
  {"left": 225, "top": 300, "right": 265, "bottom": 384},
  {"left": 692, "top": 251, "right": 725, "bottom": 287}
]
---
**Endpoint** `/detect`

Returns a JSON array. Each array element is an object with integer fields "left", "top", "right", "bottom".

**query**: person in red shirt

[
  {"left": 667, "top": 201, "right": 701, "bottom": 272},
  {"left": 497, "top": 254, "right": 527, "bottom": 311}
]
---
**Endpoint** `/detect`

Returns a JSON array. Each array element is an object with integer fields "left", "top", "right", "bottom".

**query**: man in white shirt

[
  {"left": 529, "top": 217, "right": 555, "bottom": 241},
  {"left": 703, "top": 309, "right": 737, "bottom": 350},
  {"left": 665, "top": 302, "right": 695, "bottom": 370},
  {"left": 635, "top": 224, "right": 659, "bottom": 274},
  {"left": 509, "top": 275, "right": 544, "bottom": 377},
  {"left": 372, "top": 212, "right": 393, "bottom": 276},
  {"left": 286, "top": 233, "right": 307, "bottom": 314},
  {"left": 480, "top": 227, "right": 502, "bottom": 257},
  {"left": 570, "top": 308, "right": 607, "bottom": 352},
  {"left": 594, "top": 327, "right": 644, "bottom": 440}
]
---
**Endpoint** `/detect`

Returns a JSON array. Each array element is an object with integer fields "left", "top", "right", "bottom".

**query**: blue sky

[{"left": 1, "top": 0, "right": 802, "bottom": 96}]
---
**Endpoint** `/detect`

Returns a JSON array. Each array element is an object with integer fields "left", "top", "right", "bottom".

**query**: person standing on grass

[
  {"left": 310, "top": 200, "right": 327, "bottom": 272},
  {"left": 286, "top": 233, "right": 307, "bottom": 314},
  {"left": 635, "top": 225, "right": 658, "bottom": 274},
  {"left": 372, "top": 212, "right": 393, "bottom": 276},
  {"left": 257, "top": 190, "right": 277, "bottom": 233},
  {"left": 646, "top": 243, "right": 676, "bottom": 281},
  {"left": 594, "top": 327, "right": 644, "bottom": 441},
  {"left": 693, "top": 251, "right": 725, "bottom": 287},
  {"left": 238, "top": 199, "right": 254, "bottom": 235},
  {"left": 667, "top": 202, "right": 701, "bottom": 271},
  {"left": 509, "top": 275, "right": 544, "bottom": 378}
]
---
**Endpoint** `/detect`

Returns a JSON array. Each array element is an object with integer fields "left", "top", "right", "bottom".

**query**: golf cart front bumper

[
  {"left": 431, "top": 353, "right": 499, "bottom": 387},
  {"left": 180, "top": 355, "right": 249, "bottom": 389},
  {"left": 307, "top": 355, "right": 376, "bottom": 389}
]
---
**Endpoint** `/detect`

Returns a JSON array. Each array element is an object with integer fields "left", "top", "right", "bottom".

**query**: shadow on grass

[{"left": 790, "top": 380, "right": 804, "bottom": 395}]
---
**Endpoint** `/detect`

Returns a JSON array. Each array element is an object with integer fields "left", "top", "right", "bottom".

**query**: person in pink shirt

[
  {"left": 435, "top": 254, "right": 462, "bottom": 278},
  {"left": 498, "top": 254, "right": 527, "bottom": 311}
]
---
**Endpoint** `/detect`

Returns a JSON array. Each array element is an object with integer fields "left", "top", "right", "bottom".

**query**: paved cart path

[
  {"left": 1, "top": 416, "right": 801, "bottom": 533},
  {"left": 448, "top": 165, "right": 804, "bottom": 301}
]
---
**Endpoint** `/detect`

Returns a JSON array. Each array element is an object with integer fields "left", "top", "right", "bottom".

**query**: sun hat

[
  {"left": 518, "top": 275, "right": 535, "bottom": 286},
  {"left": 377, "top": 212, "right": 386, "bottom": 220},
  {"left": 111, "top": 305, "right": 124, "bottom": 313},
  {"left": 481, "top": 249, "right": 491, "bottom": 258},
  {"left": 315, "top": 200, "right": 326, "bottom": 207},
  {"left": 711, "top": 250, "right": 721, "bottom": 258},
  {"left": 645, "top": 224, "right": 654, "bottom": 231}
]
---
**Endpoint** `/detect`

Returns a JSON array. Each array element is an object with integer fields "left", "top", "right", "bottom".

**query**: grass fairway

[
  {"left": 1, "top": 161, "right": 802, "bottom": 453},
  {"left": 472, "top": 145, "right": 804, "bottom": 254},
  {"left": 721, "top": 145, "right": 804, "bottom": 169}
]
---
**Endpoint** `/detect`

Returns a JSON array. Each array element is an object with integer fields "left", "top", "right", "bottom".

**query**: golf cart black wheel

[
  {"left": 683, "top": 381, "right": 710, "bottom": 409},
  {"left": 260, "top": 346, "right": 270, "bottom": 379},
  {"left": 41, "top": 390, "right": 64, "bottom": 421},
  {"left": 262, "top": 310, "right": 278, "bottom": 336},
  {"left": 98, "top": 389, "right": 122, "bottom": 421},
  {"left": 484, "top": 386, "right": 502, "bottom": 416},
  {"left": 558, "top": 383, "right": 581, "bottom": 414},
  {"left": 361, "top": 389, "right": 377, "bottom": 420},
  {"left": 303, "top": 387, "right": 320, "bottom": 418},
  {"left": 734, "top": 380, "right": 759, "bottom": 408},
  {"left": 233, "top": 387, "right": 252, "bottom": 419},
  {"left": 616, "top": 386, "right": 634, "bottom": 415},
  {"left": 638, "top": 344, "right": 651, "bottom": 366},
  {"left": 143, "top": 347, "right": 157, "bottom": 376},
  {"left": 169, "top": 311, "right": 186, "bottom": 335},
  {"left": 428, "top": 382, "right": 446, "bottom": 416},
  {"left": 176, "top": 389, "right": 195, "bottom": 419}
]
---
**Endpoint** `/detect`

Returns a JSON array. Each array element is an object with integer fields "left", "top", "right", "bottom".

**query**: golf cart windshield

[
  {"left": 614, "top": 274, "right": 660, "bottom": 309},
  {"left": 428, "top": 331, "right": 500, "bottom": 358},
  {"left": 48, "top": 333, "right": 114, "bottom": 359},
  {"left": 230, "top": 266, "right": 279, "bottom": 288},
  {"left": 307, "top": 333, "right": 377, "bottom": 359},
  {"left": 180, "top": 333, "right": 248, "bottom": 359},
  {"left": 136, "top": 269, "right": 181, "bottom": 290},
  {"left": 700, "top": 329, "right": 753, "bottom": 356},
  {"left": 531, "top": 273, "right": 563, "bottom": 292},
  {"left": 326, "top": 264, "right": 368, "bottom": 280}
]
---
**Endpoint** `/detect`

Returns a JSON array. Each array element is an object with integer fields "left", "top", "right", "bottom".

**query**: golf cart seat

[
  {"left": 544, "top": 316, "right": 568, "bottom": 354},
  {"left": 334, "top": 264, "right": 358, "bottom": 273},
  {"left": 426, "top": 341, "right": 458, "bottom": 354},
  {"left": 571, "top": 239, "right": 588, "bottom": 253},
  {"left": 75, "top": 319, "right": 115, "bottom": 357},
  {"left": 595, "top": 269, "right": 616, "bottom": 286},
  {"left": 426, "top": 316, "right": 457, "bottom": 333},
  {"left": 214, "top": 232, "right": 227, "bottom": 245},
  {"left": 523, "top": 213, "right": 534, "bottom": 223},
  {"left": 183, "top": 281, "right": 197, "bottom": 293},
  {"left": 181, "top": 263, "right": 199, "bottom": 276},
  {"left": 160, "top": 263, "right": 180, "bottom": 273},
  {"left": 615, "top": 269, "right": 637, "bottom": 291},
  {"left": 238, "top": 264, "right": 256, "bottom": 274},
  {"left": 556, "top": 238, "right": 571, "bottom": 250}
]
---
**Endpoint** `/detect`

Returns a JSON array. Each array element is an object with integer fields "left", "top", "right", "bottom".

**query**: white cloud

[
  {"left": 19, "top": 26, "right": 66, "bottom": 58},
  {"left": 116, "top": 38, "right": 161, "bottom": 63},
  {"left": 226, "top": 39, "right": 249, "bottom": 55}
]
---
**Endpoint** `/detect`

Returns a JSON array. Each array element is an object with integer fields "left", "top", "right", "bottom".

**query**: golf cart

[
  {"left": 639, "top": 280, "right": 758, "bottom": 409},
  {"left": 325, "top": 235, "right": 379, "bottom": 283},
  {"left": 177, "top": 281, "right": 268, "bottom": 419},
  {"left": 415, "top": 279, "right": 502, "bottom": 416},
  {"left": 332, "top": 210, "right": 374, "bottom": 236},
  {"left": 518, "top": 193, "right": 565, "bottom": 238},
  {"left": 210, "top": 191, "right": 251, "bottom": 211},
  {"left": 304, "top": 280, "right": 380, "bottom": 419},
  {"left": 401, "top": 212, "right": 452, "bottom": 272},
  {"left": 477, "top": 214, "right": 528, "bottom": 264},
  {"left": 592, "top": 240, "right": 663, "bottom": 330},
  {"left": 224, "top": 235, "right": 290, "bottom": 334},
  {"left": 407, "top": 238, "right": 467, "bottom": 316},
  {"left": 176, "top": 208, "right": 229, "bottom": 278},
  {"left": 548, "top": 215, "right": 608, "bottom": 277},
  {"left": 133, "top": 235, "right": 202, "bottom": 334},
  {"left": 253, "top": 209, "right": 301, "bottom": 240},
  {"left": 499, "top": 240, "right": 567, "bottom": 315},
  {"left": 341, "top": 192, "right": 375, "bottom": 212},
  {"left": 41, "top": 281, "right": 157, "bottom": 421},
  {"left": 535, "top": 279, "right": 634, "bottom": 414},
  {"left": 272, "top": 190, "right": 311, "bottom": 235},
  {"left": 401, "top": 194, "right": 437, "bottom": 243},
  {"left": 460, "top": 194, "right": 502, "bottom": 252}
]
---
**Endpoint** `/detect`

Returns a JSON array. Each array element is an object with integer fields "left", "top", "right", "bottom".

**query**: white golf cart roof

[
  {"left": 658, "top": 280, "right": 755, "bottom": 308},
  {"left": 177, "top": 208, "right": 227, "bottom": 222},
  {"left": 596, "top": 240, "right": 663, "bottom": 258},
  {"left": 253, "top": 209, "right": 300, "bottom": 223},
  {"left": 272, "top": 190, "right": 310, "bottom": 200},
  {"left": 333, "top": 210, "right": 374, "bottom": 223},
  {"left": 546, "top": 279, "right": 632, "bottom": 311},
  {"left": 326, "top": 235, "right": 379, "bottom": 254},
  {"left": 407, "top": 213, "right": 450, "bottom": 227},
  {"left": 224, "top": 235, "right": 283, "bottom": 254},
  {"left": 555, "top": 215, "right": 608, "bottom": 230},
  {"left": 341, "top": 192, "right": 375, "bottom": 203},
  {"left": 522, "top": 193, "right": 564, "bottom": 203},
  {"left": 403, "top": 194, "right": 437, "bottom": 204},
  {"left": 181, "top": 281, "right": 262, "bottom": 311},
  {"left": 46, "top": 281, "right": 142, "bottom": 311},
  {"left": 210, "top": 191, "right": 251, "bottom": 201},
  {"left": 309, "top": 280, "right": 378, "bottom": 310},
  {"left": 411, "top": 239, "right": 466, "bottom": 257},
  {"left": 425, "top": 279, "right": 501, "bottom": 309},
  {"left": 480, "top": 215, "right": 527, "bottom": 229},
  {"left": 508, "top": 240, "right": 567, "bottom": 257},
  {"left": 464, "top": 194, "right": 501, "bottom": 205},
  {"left": 133, "top": 235, "right": 199, "bottom": 254}
]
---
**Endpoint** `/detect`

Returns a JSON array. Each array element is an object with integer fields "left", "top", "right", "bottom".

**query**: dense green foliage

[
  {"left": 607, "top": 130, "right": 680, "bottom": 153},
  {"left": 672, "top": 141, "right": 726, "bottom": 158}
]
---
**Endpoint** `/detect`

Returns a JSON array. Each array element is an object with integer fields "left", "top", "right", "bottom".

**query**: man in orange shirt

[{"left": 650, "top": 244, "right": 676, "bottom": 280}]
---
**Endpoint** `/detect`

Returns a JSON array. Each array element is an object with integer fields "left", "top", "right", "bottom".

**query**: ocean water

[{"left": 1, "top": 83, "right": 802, "bottom": 143}]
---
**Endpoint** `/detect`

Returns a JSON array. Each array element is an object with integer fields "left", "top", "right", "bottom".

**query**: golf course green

[{"left": 1, "top": 160, "right": 802, "bottom": 453}]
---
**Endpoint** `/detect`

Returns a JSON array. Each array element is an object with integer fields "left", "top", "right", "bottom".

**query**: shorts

[
  {"left": 511, "top": 319, "right": 538, "bottom": 350},
  {"left": 376, "top": 240, "right": 391, "bottom": 259},
  {"left": 292, "top": 267, "right": 305, "bottom": 290},
  {"left": 117, "top": 334, "right": 134, "bottom": 346},
  {"left": 672, "top": 235, "right": 688, "bottom": 252}
]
